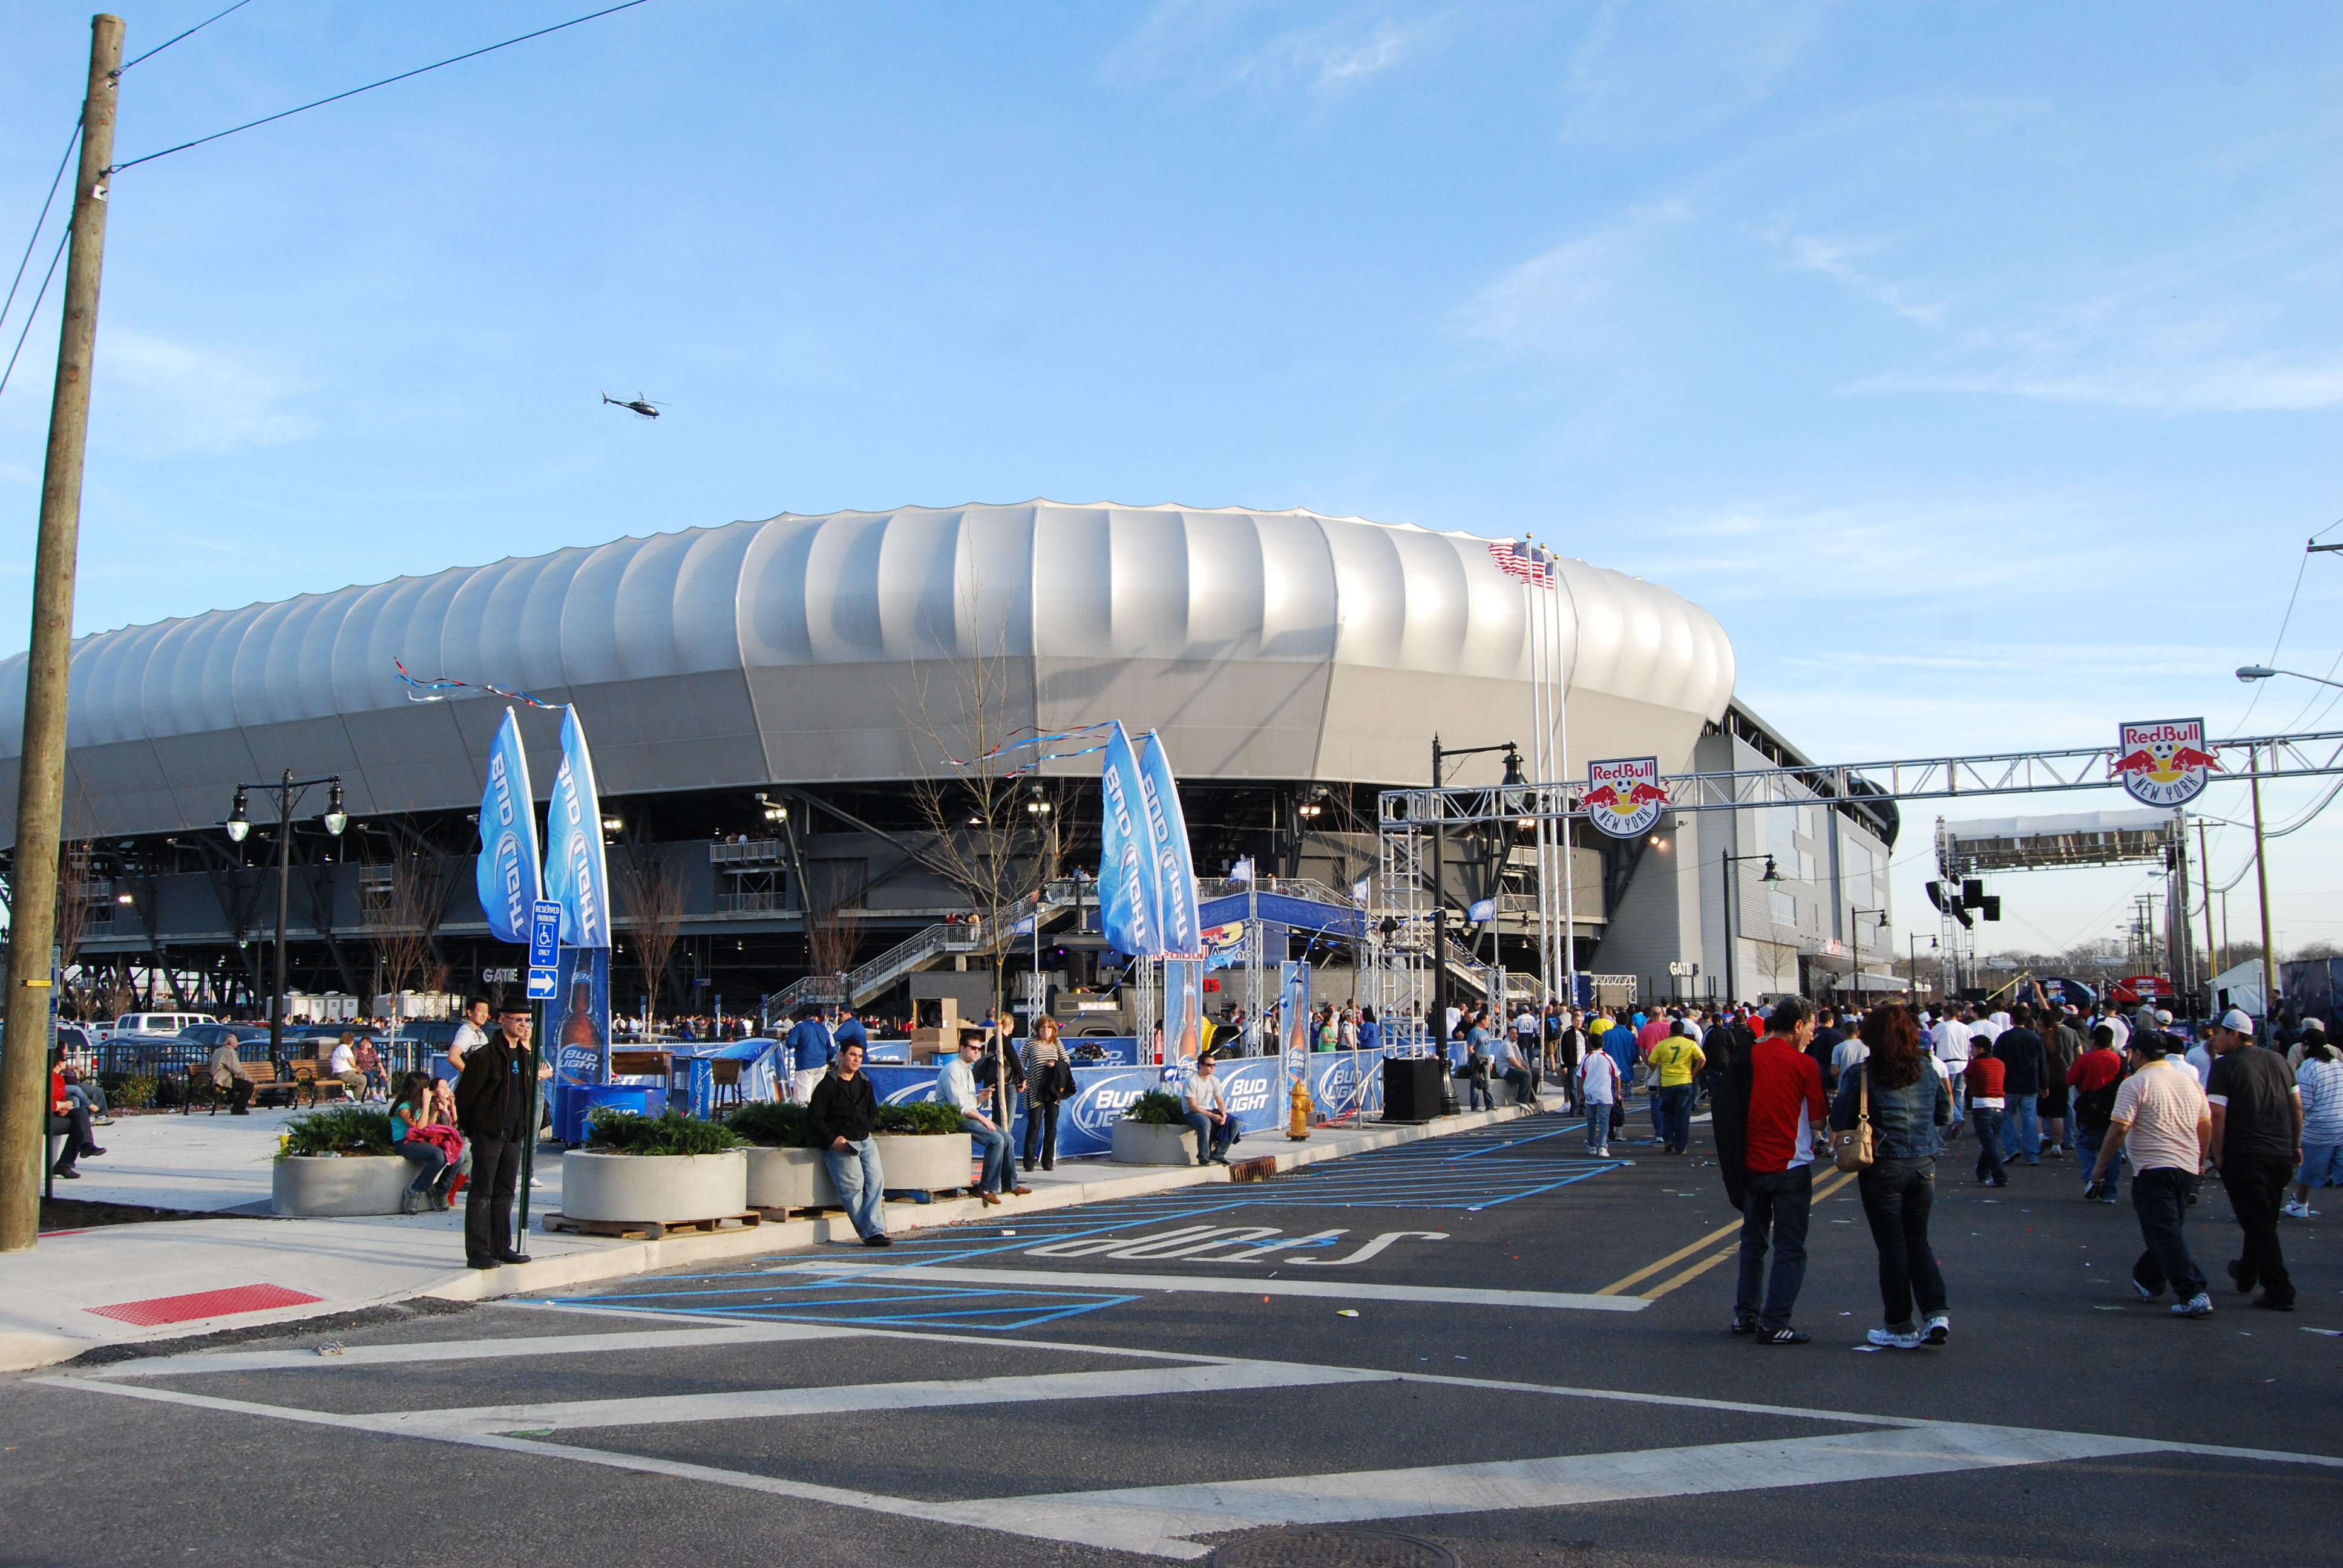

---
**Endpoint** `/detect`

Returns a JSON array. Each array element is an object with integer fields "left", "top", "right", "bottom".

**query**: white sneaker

[
  {"left": 1867, "top": 1327, "right": 1922, "bottom": 1349},
  {"left": 2282, "top": 1200, "right": 2318, "bottom": 1219},
  {"left": 527, "top": 1175, "right": 545, "bottom": 1189},
  {"left": 2172, "top": 1293, "right": 2215, "bottom": 1318},
  {"left": 1921, "top": 1314, "right": 1949, "bottom": 1346}
]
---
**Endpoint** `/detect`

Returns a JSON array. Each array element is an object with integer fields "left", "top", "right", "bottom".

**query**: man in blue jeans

[
  {"left": 1718, "top": 998, "right": 1828, "bottom": 1344},
  {"left": 1182, "top": 1053, "right": 1240, "bottom": 1164},
  {"left": 938, "top": 1033, "right": 1021, "bottom": 1205},
  {"left": 807, "top": 1040, "right": 891, "bottom": 1246}
]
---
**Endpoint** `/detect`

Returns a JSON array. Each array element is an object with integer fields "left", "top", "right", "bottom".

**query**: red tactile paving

[{"left": 85, "top": 1284, "right": 324, "bottom": 1327}]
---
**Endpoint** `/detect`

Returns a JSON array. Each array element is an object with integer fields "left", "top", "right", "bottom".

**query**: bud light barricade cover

[
  {"left": 855, "top": 1052, "right": 1377, "bottom": 1159},
  {"left": 1096, "top": 722, "right": 1159, "bottom": 958},
  {"left": 474, "top": 708, "right": 542, "bottom": 944},
  {"left": 542, "top": 705, "right": 612, "bottom": 949},
  {"left": 1137, "top": 731, "right": 1205, "bottom": 958}
]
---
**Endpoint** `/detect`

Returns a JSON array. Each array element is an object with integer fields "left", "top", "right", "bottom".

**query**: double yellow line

[{"left": 1595, "top": 1169, "right": 1858, "bottom": 1301}]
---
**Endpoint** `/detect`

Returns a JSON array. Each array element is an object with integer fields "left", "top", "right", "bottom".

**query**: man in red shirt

[
  {"left": 1727, "top": 996, "right": 1829, "bottom": 1344},
  {"left": 1965, "top": 1051, "right": 2010, "bottom": 1187}
]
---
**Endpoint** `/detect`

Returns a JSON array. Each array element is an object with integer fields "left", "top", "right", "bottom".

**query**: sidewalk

[{"left": 1, "top": 1092, "right": 1565, "bottom": 1371}]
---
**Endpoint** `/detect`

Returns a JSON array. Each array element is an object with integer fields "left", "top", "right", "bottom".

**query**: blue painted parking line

[{"left": 543, "top": 1273, "right": 1138, "bottom": 1332}]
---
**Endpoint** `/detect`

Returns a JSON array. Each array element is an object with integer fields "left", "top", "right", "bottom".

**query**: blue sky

[{"left": 2, "top": 1, "right": 2339, "bottom": 964}]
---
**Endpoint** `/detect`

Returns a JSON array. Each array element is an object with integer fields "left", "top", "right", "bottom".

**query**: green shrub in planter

[
  {"left": 278, "top": 1105, "right": 396, "bottom": 1161},
  {"left": 586, "top": 1108, "right": 748, "bottom": 1156},
  {"left": 727, "top": 1101, "right": 813, "bottom": 1148},
  {"left": 874, "top": 1100, "right": 965, "bottom": 1136},
  {"left": 1122, "top": 1090, "right": 1187, "bottom": 1126},
  {"left": 116, "top": 1074, "right": 158, "bottom": 1110}
]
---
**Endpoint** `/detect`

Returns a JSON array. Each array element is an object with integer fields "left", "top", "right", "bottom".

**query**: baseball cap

[
  {"left": 2216, "top": 1007, "right": 2255, "bottom": 1035},
  {"left": 2155, "top": 1009, "right": 2174, "bottom": 1025}
]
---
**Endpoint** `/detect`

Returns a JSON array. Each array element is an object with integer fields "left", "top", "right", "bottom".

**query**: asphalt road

[{"left": 5, "top": 1108, "right": 2339, "bottom": 1566}]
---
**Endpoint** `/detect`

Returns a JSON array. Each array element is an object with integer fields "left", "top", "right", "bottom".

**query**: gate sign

[
  {"left": 1582, "top": 756, "right": 1668, "bottom": 839},
  {"left": 2114, "top": 718, "right": 2220, "bottom": 807}
]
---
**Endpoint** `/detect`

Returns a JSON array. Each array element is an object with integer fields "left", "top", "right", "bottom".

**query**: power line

[
  {"left": 0, "top": 227, "right": 71, "bottom": 403},
  {"left": 0, "top": 126, "right": 80, "bottom": 346},
  {"left": 121, "top": 0, "right": 257, "bottom": 72},
  {"left": 108, "top": 0, "right": 656, "bottom": 174}
]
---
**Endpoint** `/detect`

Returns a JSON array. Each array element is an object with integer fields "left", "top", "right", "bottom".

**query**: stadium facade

[{"left": 0, "top": 501, "right": 1893, "bottom": 1018}]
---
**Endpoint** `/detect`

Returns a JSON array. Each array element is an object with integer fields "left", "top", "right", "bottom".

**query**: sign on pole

[
  {"left": 528, "top": 897, "right": 561, "bottom": 999},
  {"left": 1582, "top": 756, "right": 1667, "bottom": 839},
  {"left": 2113, "top": 718, "right": 2219, "bottom": 807}
]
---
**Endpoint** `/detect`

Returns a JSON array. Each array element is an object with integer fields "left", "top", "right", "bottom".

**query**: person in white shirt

[
  {"left": 937, "top": 1033, "right": 1020, "bottom": 1203},
  {"left": 445, "top": 997, "right": 492, "bottom": 1075},
  {"left": 1578, "top": 1045, "right": 1621, "bottom": 1157},
  {"left": 327, "top": 1035, "right": 364, "bottom": 1098},
  {"left": 1831, "top": 1032, "right": 1871, "bottom": 1084},
  {"left": 1182, "top": 1053, "right": 1239, "bottom": 1165},
  {"left": 1491, "top": 1030, "right": 1536, "bottom": 1108}
]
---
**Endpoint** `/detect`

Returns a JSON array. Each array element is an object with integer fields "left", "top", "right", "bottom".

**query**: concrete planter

[
  {"left": 1112, "top": 1120, "right": 1199, "bottom": 1166},
  {"left": 744, "top": 1145, "right": 839, "bottom": 1209},
  {"left": 560, "top": 1149, "right": 747, "bottom": 1224},
  {"left": 873, "top": 1131, "right": 974, "bottom": 1192},
  {"left": 272, "top": 1154, "right": 412, "bottom": 1217}
]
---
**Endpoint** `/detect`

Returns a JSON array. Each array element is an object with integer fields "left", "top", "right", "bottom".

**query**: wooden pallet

[
  {"left": 750, "top": 1203, "right": 840, "bottom": 1223},
  {"left": 540, "top": 1210, "right": 762, "bottom": 1242}
]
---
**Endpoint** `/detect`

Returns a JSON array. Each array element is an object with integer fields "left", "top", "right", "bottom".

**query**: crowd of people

[{"left": 1512, "top": 987, "right": 2323, "bottom": 1346}]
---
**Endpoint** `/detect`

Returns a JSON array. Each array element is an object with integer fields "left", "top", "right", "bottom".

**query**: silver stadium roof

[{"left": 0, "top": 502, "right": 1736, "bottom": 843}]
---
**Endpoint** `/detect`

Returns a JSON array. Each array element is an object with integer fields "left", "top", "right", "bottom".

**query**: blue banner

[
  {"left": 474, "top": 708, "right": 542, "bottom": 944},
  {"left": 1097, "top": 722, "right": 1158, "bottom": 958},
  {"left": 542, "top": 705, "right": 613, "bottom": 949},
  {"left": 1137, "top": 731, "right": 1203, "bottom": 956},
  {"left": 1279, "top": 961, "right": 1311, "bottom": 1102},
  {"left": 1163, "top": 959, "right": 1204, "bottom": 1083}
]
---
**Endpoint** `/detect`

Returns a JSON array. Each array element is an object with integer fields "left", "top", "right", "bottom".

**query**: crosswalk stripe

[{"left": 772, "top": 1261, "right": 1647, "bottom": 1312}]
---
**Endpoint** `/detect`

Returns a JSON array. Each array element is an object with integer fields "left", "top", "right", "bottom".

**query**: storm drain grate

[{"left": 1207, "top": 1527, "right": 1460, "bottom": 1567}]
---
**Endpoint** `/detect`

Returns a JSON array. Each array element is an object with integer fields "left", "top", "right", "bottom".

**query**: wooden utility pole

[{"left": 1, "top": 15, "right": 123, "bottom": 1253}]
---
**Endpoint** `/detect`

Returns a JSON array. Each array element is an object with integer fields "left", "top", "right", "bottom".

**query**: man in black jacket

[
  {"left": 453, "top": 1004, "right": 549, "bottom": 1269},
  {"left": 1994, "top": 1005, "right": 2048, "bottom": 1166},
  {"left": 809, "top": 1040, "right": 890, "bottom": 1245}
]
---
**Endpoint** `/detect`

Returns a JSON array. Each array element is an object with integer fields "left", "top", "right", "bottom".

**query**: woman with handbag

[
  {"left": 1020, "top": 1018, "right": 1076, "bottom": 1172},
  {"left": 1829, "top": 1003, "right": 1955, "bottom": 1348}
]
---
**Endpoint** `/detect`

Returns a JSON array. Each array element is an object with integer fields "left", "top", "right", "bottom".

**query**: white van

[{"left": 106, "top": 1011, "right": 217, "bottom": 1039}]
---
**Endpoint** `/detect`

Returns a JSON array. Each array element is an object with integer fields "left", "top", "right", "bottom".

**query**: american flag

[{"left": 1488, "top": 540, "right": 1555, "bottom": 587}]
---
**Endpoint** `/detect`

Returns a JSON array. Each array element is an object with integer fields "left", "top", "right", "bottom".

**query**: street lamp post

[
  {"left": 2232, "top": 666, "right": 2319, "bottom": 1012},
  {"left": 1850, "top": 906, "right": 1889, "bottom": 1011},
  {"left": 1909, "top": 933, "right": 1938, "bottom": 1002},
  {"left": 1719, "top": 852, "right": 1780, "bottom": 1006},
  {"left": 225, "top": 771, "right": 347, "bottom": 1065}
]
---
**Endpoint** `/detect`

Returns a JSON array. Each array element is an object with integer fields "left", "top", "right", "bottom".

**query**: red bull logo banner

[
  {"left": 1582, "top": 756, "right": 1668, "bottom": 839},
  {"left": 2114, "top": 718, "right": 2220, "bottom": 807}
]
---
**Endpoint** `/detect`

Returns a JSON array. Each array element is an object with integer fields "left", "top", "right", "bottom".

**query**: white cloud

[
  {"left": 1103, "top": 1, "right": 1447, "bottom": 96},
  {"left": 94, "top": 328, "right": 317, "bottom": 456},
  {"left": 1561, "top": 0, "right": 1833, "bottom": 142}
]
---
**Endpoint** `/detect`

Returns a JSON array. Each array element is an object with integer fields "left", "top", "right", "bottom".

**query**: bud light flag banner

[
  {"left": 1279, "top": 960, "right": 1311, "bottom": 1102},
  {"left": 1582, "top": 756, "right": 1667, "bottom": 839},
  {"left": 1164, "top": 958, "right": 1204, "bottom": 1080},
  {"left": 1098, "top": 722, "right": 1159, "bottom": 958},
  {"left": 2114, "top": 718, "right": 2220, "bottom": 808},
  {"left": 542, "top": 705, "right": 613, "bottom": 948},
  {"left": 474, "top": 708, "right": 542, "bottom": 944},
  {"left": 1138, "top": 731, "right": 1205, "bottom": 958},
  {"left": 551, "top": 944, "right": 609, "bottom": 1088}
]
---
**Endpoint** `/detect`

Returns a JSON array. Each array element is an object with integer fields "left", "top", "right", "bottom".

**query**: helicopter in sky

[{"left": 601, "top": 392, "right": 663, "bottom": 419}]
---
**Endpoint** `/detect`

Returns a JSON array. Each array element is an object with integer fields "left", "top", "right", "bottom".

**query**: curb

[{"left": 7, "top": 1098, "right": 1551, "bottom": 1368}]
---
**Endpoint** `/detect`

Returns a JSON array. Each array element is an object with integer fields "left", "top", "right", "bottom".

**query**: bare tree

[
  {"left": 52, "top": 836, "right": 96, "bottom": 1019},
  {"left": 905, "top": 615, "right": 1063, "bottom": 1125},
  {"left": 805, "top": 860, "right": 869, "bottom": 990},
  {"left": 362, "top": 852, "right": 445, "bottom": 1008},
  {"left": 613, "top": 842, "right": 687, "bottom": 1022}
]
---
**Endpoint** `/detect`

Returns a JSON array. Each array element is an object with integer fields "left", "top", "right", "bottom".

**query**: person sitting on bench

[{"left": 1182, "top": 1053, "right": 1240, "bottom": 1166}]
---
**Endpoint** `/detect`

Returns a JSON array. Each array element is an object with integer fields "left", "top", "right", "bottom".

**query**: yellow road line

[
  {"left": 1640, "top": 1246, "right": 1736, "bottom": 1300},
  {"left": 1594, "top": 1168, "right": 1860, "bottom": 1298}
]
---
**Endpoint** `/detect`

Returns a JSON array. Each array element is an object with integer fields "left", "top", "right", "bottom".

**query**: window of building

[{"left": 1769, "top": 889, "right": 1798, "bottom": 927}]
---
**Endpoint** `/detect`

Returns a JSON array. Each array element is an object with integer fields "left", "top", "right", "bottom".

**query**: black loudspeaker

[{"left": 1382, "top": 1056, "right": 1444, "bottom": 1123}]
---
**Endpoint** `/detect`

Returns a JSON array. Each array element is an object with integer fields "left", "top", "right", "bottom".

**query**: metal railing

[
  {"left": 709, "top": 839, "right": 783, "bottom": 865},
  {"left": 759, "top": 881, "right": 1090, "bottom": 1018},
  {"left": 715, "top": 890, "right": 784, "bottom": 915}
]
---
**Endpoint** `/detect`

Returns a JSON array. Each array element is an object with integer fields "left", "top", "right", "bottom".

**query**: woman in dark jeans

[{"left": 1830, "top": 1003, "right": 1955, "bottom": 1348}]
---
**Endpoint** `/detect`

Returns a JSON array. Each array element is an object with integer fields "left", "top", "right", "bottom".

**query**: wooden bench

[{"left": 289, "top": 1059, "right": 353, "bottom": 1108}]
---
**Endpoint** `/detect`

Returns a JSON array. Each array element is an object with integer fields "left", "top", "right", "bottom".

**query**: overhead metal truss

[{"left": 1376, "top": 727, "right": 2343, "bottom": 828}]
